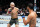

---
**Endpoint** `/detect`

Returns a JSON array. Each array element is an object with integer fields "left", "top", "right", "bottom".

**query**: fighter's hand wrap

[
  {"left": 22, "top": 15, "right": 25, "bottom": 18},
  {"left": 21, "top": 13, "right": 25, "bottom": 18},
  {"left": 8, "top": 9, "right": 12, "bottom": 13}
]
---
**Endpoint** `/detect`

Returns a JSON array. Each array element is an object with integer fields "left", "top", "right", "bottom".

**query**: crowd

[
  {"left": 0, "top": 3, "right": 40, "bottom": 16},
  {"left": 0, "top": 0, "right": 40, "bottom": 16},
  {"left": 0, "top": 0, "right": 34, "bottom": 16},
  {"left": 0, "top": 7, "right": 29, "bottom": 16}
]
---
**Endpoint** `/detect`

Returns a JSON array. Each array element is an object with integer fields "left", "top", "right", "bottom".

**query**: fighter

[
  {"left": 7, "top": 2, "right": 19, "bottom": 27},
  {"left": 22, "top": 3, "right": 37, "bottom": 27}
]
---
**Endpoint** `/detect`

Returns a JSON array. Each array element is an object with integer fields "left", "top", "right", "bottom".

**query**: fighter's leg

[
  {"left": 15, "top": 24, "right": 19, "bottom": 27},
  {"left": 7, "top": 18, "right": 14, "bottom": 27},
  {"left": 15, "top": 18, "right": 19, "bottom": 27},
  {"left": 7, "top": 23, "right": 11, "bottom": 27}
]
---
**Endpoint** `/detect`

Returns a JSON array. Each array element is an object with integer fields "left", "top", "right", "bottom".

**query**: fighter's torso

[
  {"left": 29, "top": 12, "right": 37, "bottom": 27},
  {"left": 29, "top": 17, "right": 36, "bottom": 27},
  {"left": 10, "top": 7, "right": 18, "bottom": 19}
]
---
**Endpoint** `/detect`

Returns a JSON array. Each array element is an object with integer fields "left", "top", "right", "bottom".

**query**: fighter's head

[
  {"left": 27, "top": 3, "right": 34, "bottom": 10},
  {"left": 10, "top": 2, "right": 15, "bottom": 8}
]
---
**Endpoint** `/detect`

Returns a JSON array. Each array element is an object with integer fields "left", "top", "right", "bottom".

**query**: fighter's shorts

[{"left": 9, "top": 18, "right": 19, "bottom": 25}]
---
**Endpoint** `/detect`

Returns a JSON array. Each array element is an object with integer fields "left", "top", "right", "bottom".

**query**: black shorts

[{"left": 9, "top": 18, "right": 19, "bottom": 25}]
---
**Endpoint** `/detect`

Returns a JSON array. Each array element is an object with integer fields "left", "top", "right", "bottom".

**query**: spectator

[
  {"left": 34, "top": 3, "right": 37, "bottom": 11},
  {"left": 0, "top": 8, "right": 2, "bottom": 15},
  {"left": 4, "top": 9, "right": 7, "bottom": 14},
  {"left": 18, "top": 10, "right": 20, "bottom": 15},
  {"left": 20, "top": 11, "right": 23, "bottom": 16},
  {"left": 25, "top": 10, "right": 27, "bottom": 15}
]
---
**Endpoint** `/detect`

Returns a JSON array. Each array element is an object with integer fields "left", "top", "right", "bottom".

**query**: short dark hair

[{"left": 27, "top": 3, "right": 34, "bottom": 10}]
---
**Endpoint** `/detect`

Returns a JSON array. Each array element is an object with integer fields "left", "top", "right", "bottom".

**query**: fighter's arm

[
  {"left": 23, "top": 14, "right": 32, "bottom": 25},
  {"left": 17, "top": 8, "right": 19, "bottom": 12},
  {"left": 7, "top": 8, "right": 11, "bottom": 15}
]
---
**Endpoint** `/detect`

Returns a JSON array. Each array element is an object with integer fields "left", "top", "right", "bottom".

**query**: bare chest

[{"left": 11, "top": 9, "right": 18, "bottom": 14}]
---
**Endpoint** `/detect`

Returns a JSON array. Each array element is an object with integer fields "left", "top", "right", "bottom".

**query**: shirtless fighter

[
  {"left": 7, "top": 2, "right": 19, "bottom": 27},
  {"left": 22, "top": 3, "right": 37, "bottom": 27}
]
